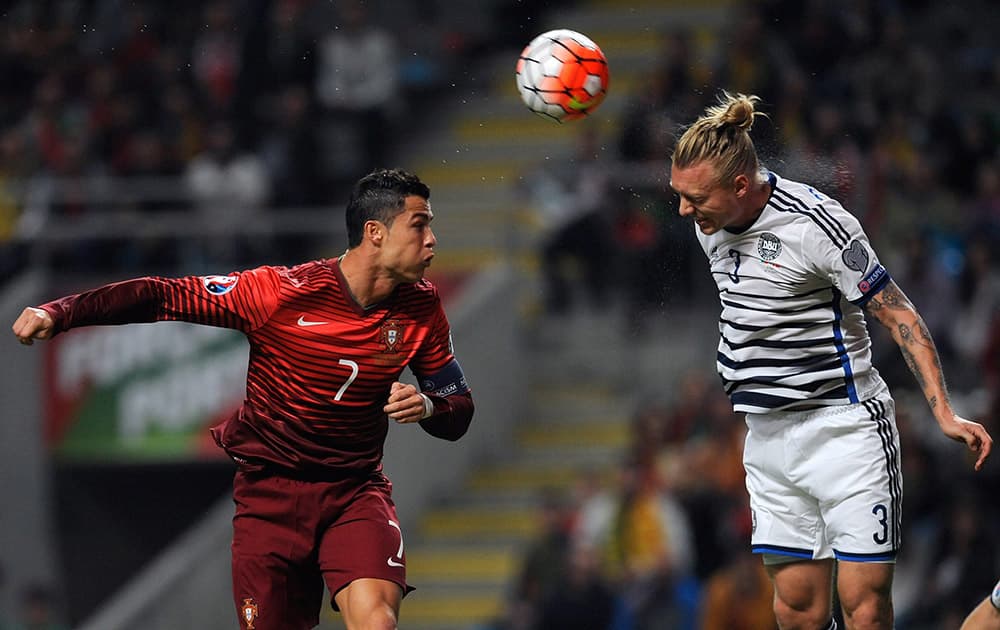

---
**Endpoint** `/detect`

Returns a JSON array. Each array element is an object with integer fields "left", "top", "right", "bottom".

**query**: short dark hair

[{"left": 345, "top": 168, "right": 431, "bottom": 248}]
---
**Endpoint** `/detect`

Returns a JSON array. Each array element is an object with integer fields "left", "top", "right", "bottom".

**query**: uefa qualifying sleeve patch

[
  {"left": 202, "top": 274, "right": 239, "bottom": 295},
  {"left": 842, "top": 240, "right": 870, "bottom": 272}
]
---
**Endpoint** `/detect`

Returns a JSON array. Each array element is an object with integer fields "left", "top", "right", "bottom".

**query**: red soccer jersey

[{"left": 42, "top": 258, "right": 459, "bottom": 474}]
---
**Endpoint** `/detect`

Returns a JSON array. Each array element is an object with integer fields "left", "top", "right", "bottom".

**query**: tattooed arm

[{"left": 865, "top": 280, "right": 992, "bottom": 470}]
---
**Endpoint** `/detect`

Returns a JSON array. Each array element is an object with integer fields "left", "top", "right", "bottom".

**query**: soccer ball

[{"left": 515, "top": 29, "right": 609, "bottom": 122}]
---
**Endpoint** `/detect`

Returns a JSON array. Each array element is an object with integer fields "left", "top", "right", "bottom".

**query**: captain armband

[{"left": 418, "top": 358, "right": 470, "bottom": 399}]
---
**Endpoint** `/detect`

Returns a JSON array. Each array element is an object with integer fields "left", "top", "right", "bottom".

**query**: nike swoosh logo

[
  {"left": 297, "top": 315, "right": 329, "bottom": 327},
  {"left": 387, "top": 557, "right": 405, "bottom": 568}
]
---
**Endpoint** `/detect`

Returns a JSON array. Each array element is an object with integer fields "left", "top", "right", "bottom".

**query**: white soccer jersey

[{"left": 696, "top": 172, "right": 892, "bottom": 414}]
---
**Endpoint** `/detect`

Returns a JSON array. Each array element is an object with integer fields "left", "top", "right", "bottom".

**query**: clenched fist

[{"left": 12, "top": 307, "right": 54, "bottom": 345}]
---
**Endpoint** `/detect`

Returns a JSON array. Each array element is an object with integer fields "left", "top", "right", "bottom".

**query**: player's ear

[
  {"left": 364, "top": 220, "right": 384, "bottom": 245},
  {"left": 733, "top": 173, "right": 750, "bottom": 198}
]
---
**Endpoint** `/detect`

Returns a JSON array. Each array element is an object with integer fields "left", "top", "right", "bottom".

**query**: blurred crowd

[{"left": 0, "top": 0, "right": 526, "bottom": 276}]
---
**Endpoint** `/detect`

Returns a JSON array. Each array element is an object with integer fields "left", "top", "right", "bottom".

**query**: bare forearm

[{"left": 867, "top": 283, "right": 994, "bottom": 470}]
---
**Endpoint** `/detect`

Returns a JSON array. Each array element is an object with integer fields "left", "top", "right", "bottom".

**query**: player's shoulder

[
  {"left": 771, "top": 174, "right": 853, "bottom": 217},
  {"left": 397, "top": 278, "right": 441, "bottom": 302},
  {"left": 230, "top": 260, "right": 338, "bottom": 296},
  {"left": 769, "top": 172, "right": 862, "bottom": 240},
  {"left": 275, "top": 259, "right": 338, "bottom": 285}
]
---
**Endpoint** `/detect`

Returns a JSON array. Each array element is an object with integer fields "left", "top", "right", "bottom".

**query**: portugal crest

[
  {"left": 241, "top": 598, "right": 258, "bottom": 629},
  {"left": 381, "top": 320, "right": 402, "bottom": 353}
]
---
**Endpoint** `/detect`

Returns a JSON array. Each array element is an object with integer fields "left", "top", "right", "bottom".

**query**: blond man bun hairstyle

[{"left": 672, "top": 91, "right": 767, "bottom": 188}]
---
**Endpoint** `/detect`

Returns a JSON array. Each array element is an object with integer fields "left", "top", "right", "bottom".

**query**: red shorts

[{"left": 230, "top": 469, "right": 414, "bottom": 630}]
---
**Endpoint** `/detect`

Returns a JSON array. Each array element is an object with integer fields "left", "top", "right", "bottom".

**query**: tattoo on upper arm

[{"left": 866, "top": 282, "right": 910, "bottom": 313}]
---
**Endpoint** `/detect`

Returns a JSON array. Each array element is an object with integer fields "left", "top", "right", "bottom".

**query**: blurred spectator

[
  {"left": 314, "top": 0, "right": 400, "bottom": 191},
  {"left": 618, "top": 31, "right": 696, "bottom": 163},
  {"left": 258, "top": 0, "right": 314, "bottom": 94},
  {"left": 711, "top": 6, "right": 784, "bottom": 103},
  {"left": 699, "top": 546, "right": 776, "bottom": 630},
  {"left": 952, "top": 238, "right": 1000, "bottom": 387},
  {"left": 185, "top": 120, "right": 270, "bottom": 212},
  {"left": 904, "top": 497, "right": 1000, "bottom": 629},
  {"left": 508, "top": 490, "right": 574, "bottom": 630},
  {"left": 613, "top": 188, "right": 704, "bottom": 330},
  {"left": 524, "top": 126, "right": 615, "bottom": 317},
  {"left": 14, "top": 583, "right": 67, "bottom": 630},
  {"left": 259, "top": 85, "right": 322, "bottom": 208},
  {"left": 575, "top": 459, "right": 695, "bottom": 630},
  {"left": 190, "top": 1, "right": 243, "bottom": 114},
  {"left": 874, "top": 229, "right": 957, "bottom": 385},
  {"left": 967, "top": 161, "right": 1000, "bottom": 239},
  {"left": 535, "top": 544, "right": 617, "bottom": 630},
  {"left": 184, "top": 119, "right": 270, "bottom": 267}
]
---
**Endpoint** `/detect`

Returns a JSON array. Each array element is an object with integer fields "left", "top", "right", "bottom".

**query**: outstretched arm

[{"left": 865, "top": 280, "right": 992, "bottom": 470}]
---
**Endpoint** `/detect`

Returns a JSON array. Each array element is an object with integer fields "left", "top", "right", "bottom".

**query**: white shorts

[{"left": 744, "top": 389, "right": 902, "bottom": 563}]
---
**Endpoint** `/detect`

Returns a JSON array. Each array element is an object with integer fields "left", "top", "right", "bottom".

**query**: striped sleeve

[{"left": 42, "top": 267, "right": 282, "bottom": 335}]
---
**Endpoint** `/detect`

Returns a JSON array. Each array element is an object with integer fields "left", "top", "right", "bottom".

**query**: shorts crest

[{"left": 241, "top": 597, "right": 258, "bottom": 629}]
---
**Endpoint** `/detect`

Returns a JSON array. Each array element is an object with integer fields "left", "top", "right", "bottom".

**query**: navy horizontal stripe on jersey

[
  {"left": 722, "top": 374, "right": 850, "bottom": 394},
  {"left": 717, "top": 351, "right": 845, "bottom": 371},
  {"left": 720, "top": 298, "right": 838, "bottom": 316},
  {"left": 722, "top": 334, "right": 843, "bottom": 351},
  {"left": 719, "top": 317, "right": 833, "bottom": 332},
  {"left": 723, "top": 284, "right": 835, "bottom": 302},
  {"left": 732, "top": 387, "right": 850, "bottom": 409}
]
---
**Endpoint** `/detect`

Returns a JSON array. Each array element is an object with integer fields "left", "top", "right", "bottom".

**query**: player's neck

[
  {"left": 726, "top": 180, "right": 772, "bottom": 233},
  {"left": 338, "top": 250, "right": 397, "bottom": 308}
]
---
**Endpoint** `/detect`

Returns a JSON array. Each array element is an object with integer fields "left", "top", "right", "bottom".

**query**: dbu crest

[{"left": 757, "top": 232, "right": 782, "bottom": 261}]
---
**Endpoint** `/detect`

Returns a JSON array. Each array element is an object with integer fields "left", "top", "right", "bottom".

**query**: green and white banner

[{"left": 45, "top": 322, "right": 247, "bottom": 462}]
